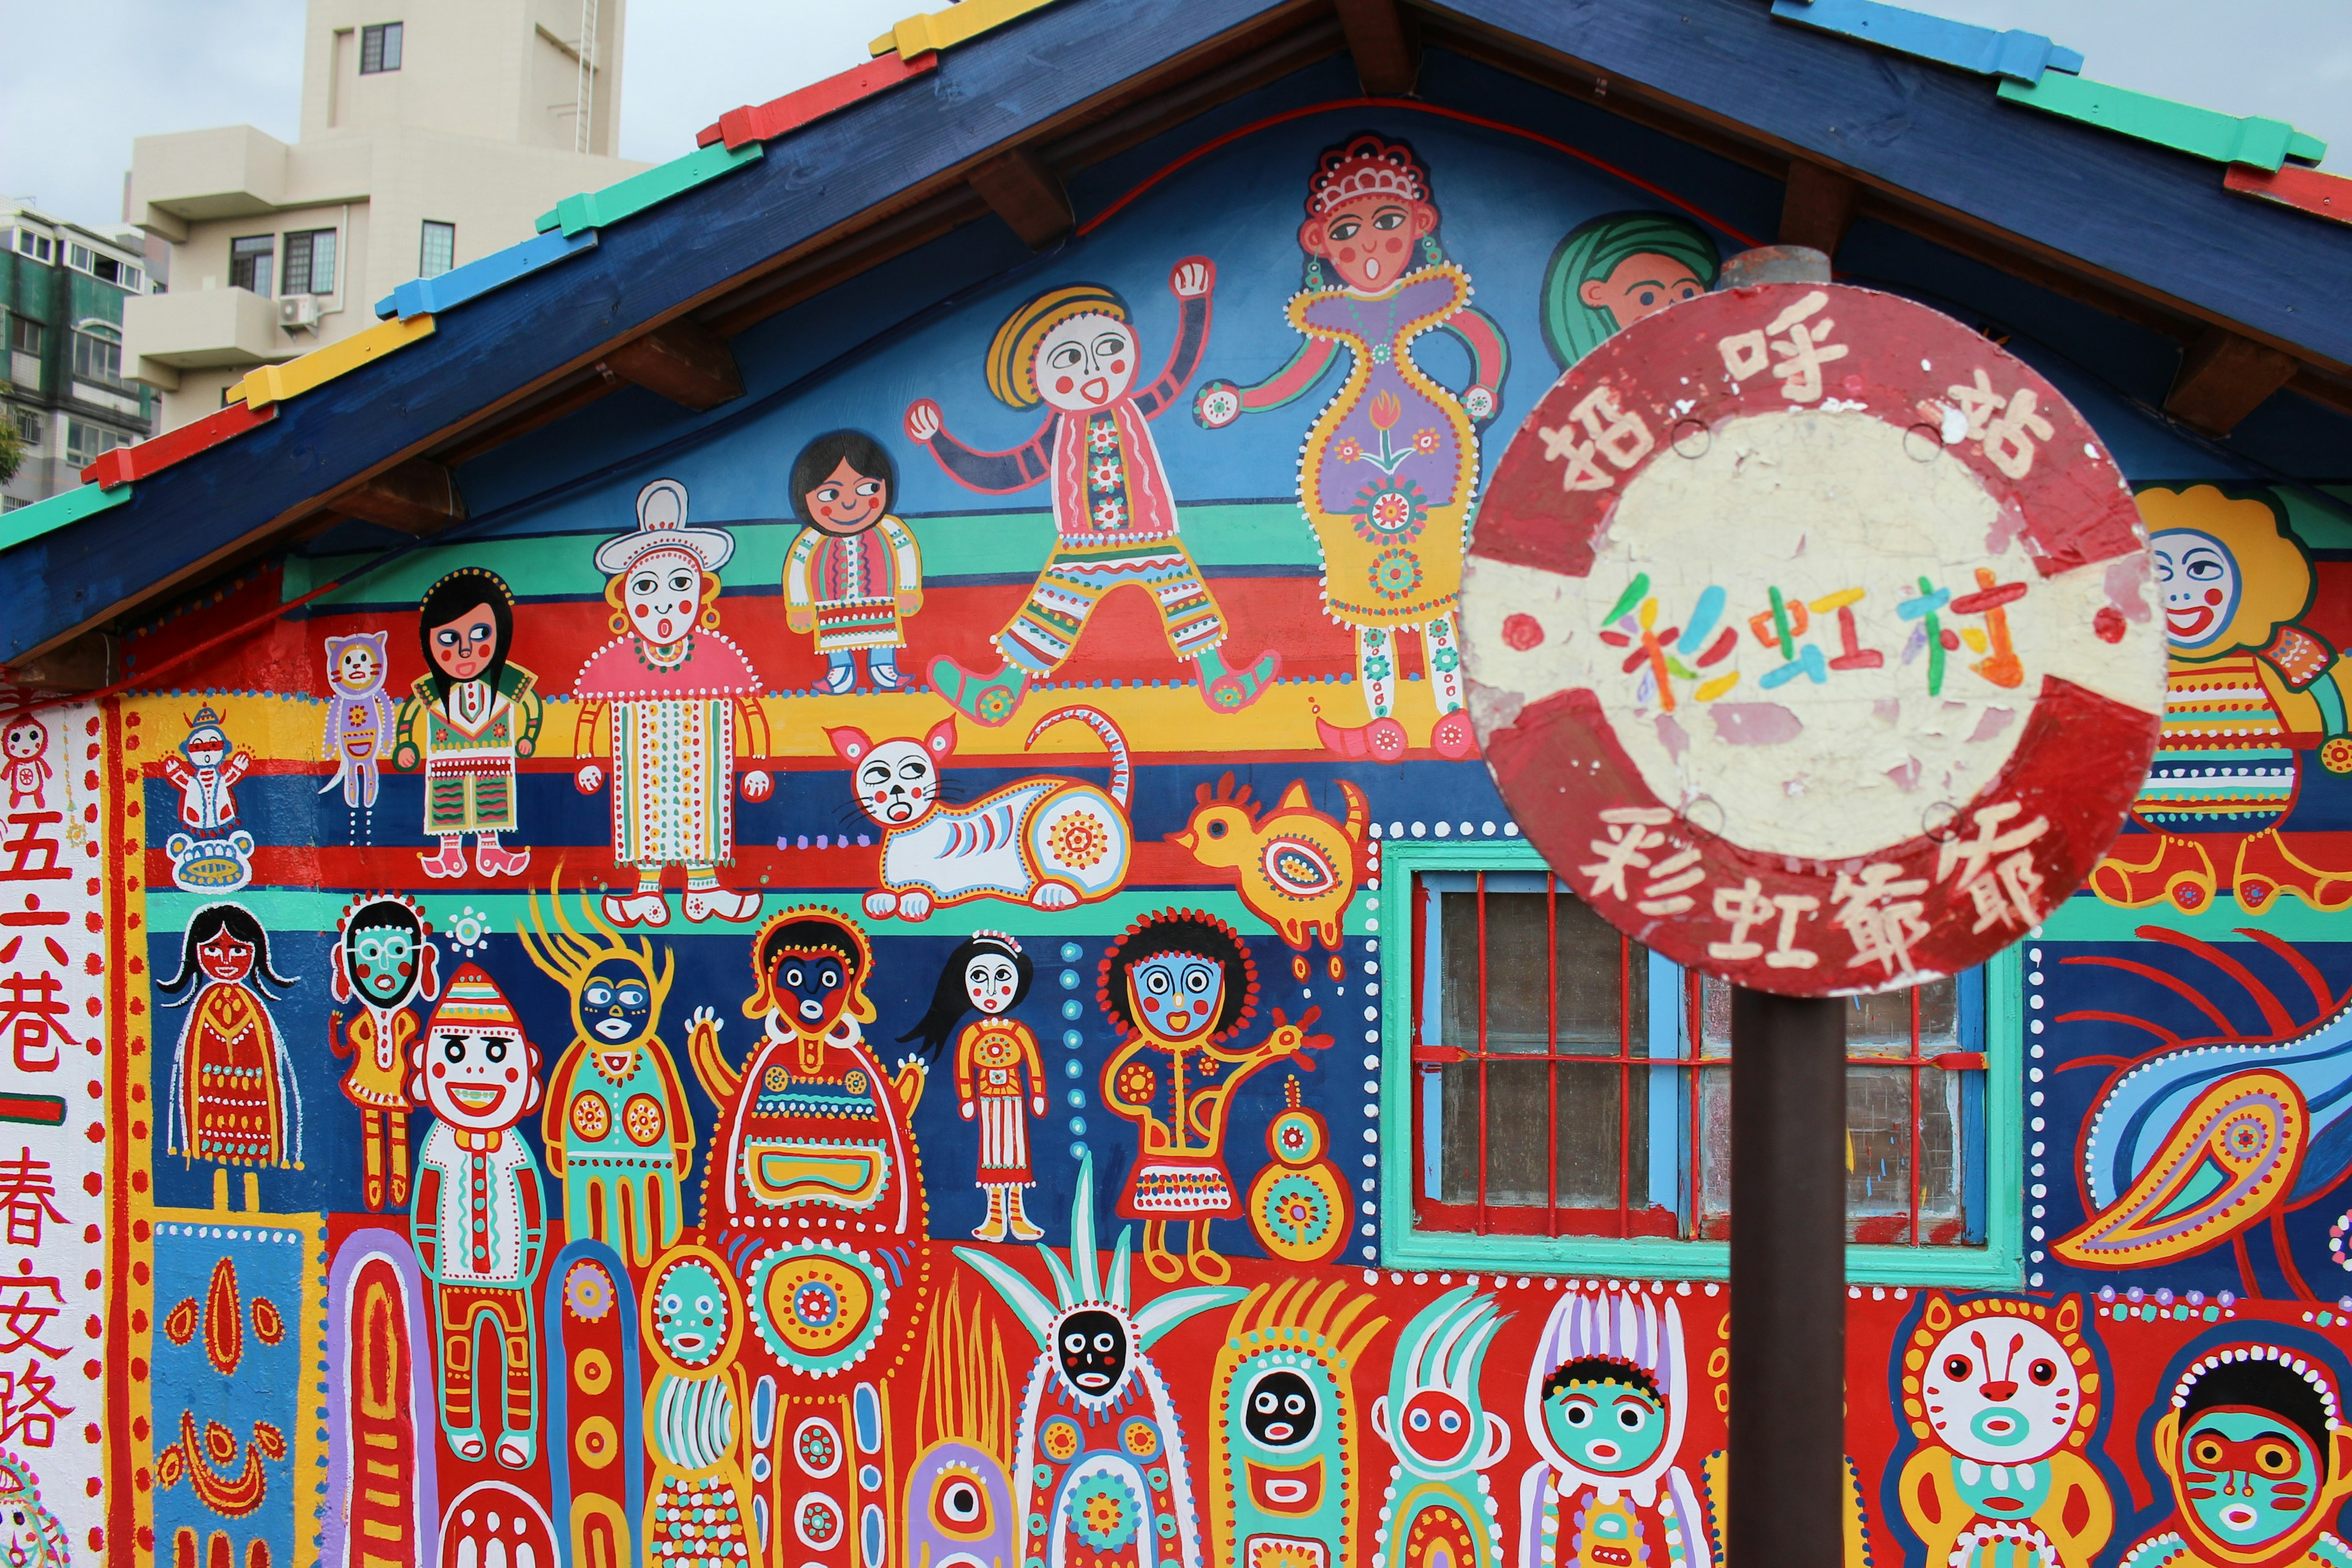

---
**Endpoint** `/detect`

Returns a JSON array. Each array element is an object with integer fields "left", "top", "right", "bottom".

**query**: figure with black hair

[
  {"left": 783, "top": 429, "right": 924, "bottom": 694},
  {"left": 328, "top": 892, "right": 440, "bottom": 1211},
  {"left": 1096, "top": 908, "right": 1328, "bottom": 1284},
  {"left": 162, "top": 902, "right": 302, "bottom": 1200},
  {"left": 2133, "top": 1340, "right": 2352, "bottom": 1567},
  {"left": 391, "top": 566, "right": 541, "bottom": 879},
  {"left": 901, "top": 932, "right": 1045, "bottom": 1242}
]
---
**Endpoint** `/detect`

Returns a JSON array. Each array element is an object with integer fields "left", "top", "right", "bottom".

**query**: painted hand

[
  {"left": 905, "top": 399, "right": 943, "bottom": 442},
  {"left": 960, "top": 1100, "right": 976, "bottom": 1121},
  {"left": 786, "top": 608, "right": 816, "bottom": 633},
  {"left": 394, "top": 744, "right": 420, "bottom": 770},
  {"left": 1031, "top": 1096, "right": 1047, "bottom": 1117},
  {"left": 1264, "top": 1006, "right": 1329, "bottom": 1066},
  {"left": 1169, "top": 257, "right": 1215, "bottom": 298},
  {"left": 574, "top": 763, "right": 605, "bottom": 794},
  {"left": 1193, "top": 379, "right": 1242, "bottom": 430},
  {"left": 895, "top": 591, "right": 922, "bottom": 616},
  {"left": 741, "top": 769, "right": 772, "bottom": 801},
  {"left": 1463, "top": 385, "right": 1496, "bottom": 422}
]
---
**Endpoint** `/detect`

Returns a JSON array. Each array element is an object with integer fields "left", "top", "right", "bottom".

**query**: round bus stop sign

[{"left": 1461, "top": 281, "right": 2165, "bottom": 995}]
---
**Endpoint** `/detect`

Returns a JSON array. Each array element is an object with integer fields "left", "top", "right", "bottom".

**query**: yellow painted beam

[
  {"left": 228, "top": 314, "right": 438, "bottom": 412},
  {"left": 870, "top": 0, "right": 1062, "bottom": 59}
]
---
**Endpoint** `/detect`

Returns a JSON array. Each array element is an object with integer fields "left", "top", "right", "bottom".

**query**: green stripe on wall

[{"left": 2042, "top": 889, "right": 2348, "bottom": 943}]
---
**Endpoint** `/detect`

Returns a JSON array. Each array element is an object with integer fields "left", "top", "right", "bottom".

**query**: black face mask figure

[
  {"left": 1056, "top": 1308, "right": 1130, "bottom": 1398},
  {"left": 1244, "top": 1369, "right": 1320, "bottom": 1450}
]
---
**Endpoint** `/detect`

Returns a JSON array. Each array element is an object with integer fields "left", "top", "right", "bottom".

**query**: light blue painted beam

[{"left": 1770, "top": 0, "right": 2082, "bottom": 82}]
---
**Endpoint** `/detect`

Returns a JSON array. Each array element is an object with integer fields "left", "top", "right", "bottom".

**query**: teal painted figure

[
  {"left": 1370, "top": 1289, "right": 1512, "bottom": 1568},
  {"left": 1535, "top": 211, "right": 1721, "bottom": 369}
]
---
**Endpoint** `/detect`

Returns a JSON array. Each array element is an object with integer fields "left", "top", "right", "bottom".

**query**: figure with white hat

[{"left": 572, "top": 479, "right": 774, "bottom": 927}]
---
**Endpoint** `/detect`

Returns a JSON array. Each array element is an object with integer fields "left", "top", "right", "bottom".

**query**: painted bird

[{"left": 1169, "top": 773, "right": 1369, "bottom": 955}]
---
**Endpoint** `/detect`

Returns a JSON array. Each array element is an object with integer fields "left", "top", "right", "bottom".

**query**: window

[
  {"left": 12, "top": 230, "right": 55, "bottom": 263},
  {"left": 64, "top": 419, "right": 125, "bottom": 468},
  {"left": 228, "top": 235, "right": 274, "bottom": 296},
  {"left": 7, "top": 318, "right": 41, "bottom": 356},
  {"left": 7, "top": 317, "right": 42, "bottom": 392},
  {"left": 0, "top": 498, "right": 25, "bottom": 514},
  {"left": 12, "top": 410, "right": 42, "bottom": 448},
  {"left": 281, "top": 228, "right": 337, "bottom": 296},
  {"left": 90, "top": 254, "right": 140, "bottom": 292},
  {"left": 419, "top": 221, "right": 455, "bottom": 279},
  {"left": 66, "top": 243, "right": 92, "bottom": 273},
  {"left": 1378, "top": 840, "right": 2020, "bottom": 1285},
  {"left": 72, "top": 328, "right": 123, "bottom": 388},
  {"left": 361, "top": 21, "right": 404, "bottom": 73}
]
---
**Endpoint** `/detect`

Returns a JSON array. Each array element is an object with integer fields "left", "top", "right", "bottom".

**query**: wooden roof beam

[
  {"left": 599, "top": 318, "right": 746, "bottom": 411},
  {"left": 0, "top": 630, "right": 119, "bottom": 694},
  {"left": 1336, "top": 0, "right": 1421, "bottom": 94},
  {"left": 1781, "top": 160, "right": 1860, "bottom": 258},
  {"left": 332, "top": 458, "right": 468, "bottom": 537},
  {"left": 968, "top": 146, "right": 1075, "bottom": 251},
  {"left": 2166, "top": 325, "right": 2299, "bottom": 435}
]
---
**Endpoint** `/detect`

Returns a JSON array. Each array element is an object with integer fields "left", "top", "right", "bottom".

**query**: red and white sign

[{"left": 1463, "top": 282, "right": 2164, "bottom": 995}]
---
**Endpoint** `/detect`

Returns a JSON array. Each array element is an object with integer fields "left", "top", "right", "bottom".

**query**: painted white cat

[{"left": 829, "top": 706, "right": 1133, "bottom": 921}]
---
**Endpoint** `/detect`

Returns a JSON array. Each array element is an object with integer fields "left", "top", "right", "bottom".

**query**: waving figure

[{"left": 1370, "top": 1287, "right": 1512, "bottom": 1568}]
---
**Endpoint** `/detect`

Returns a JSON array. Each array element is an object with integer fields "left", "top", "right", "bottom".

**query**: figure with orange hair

[
  {"left": 2092, "top": 484, "right": 2352, "bottom": 914},
  {"left": 1194, "top": 133, "right": 1510, "bottom": 763}
]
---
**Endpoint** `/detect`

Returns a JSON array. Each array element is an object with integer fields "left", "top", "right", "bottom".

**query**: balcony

[
  {"left": 127, "top": 127, "right": 292, "bottom": 241},
  {"left": 123, "top": 288, "right": 296, "bottom": 388}
]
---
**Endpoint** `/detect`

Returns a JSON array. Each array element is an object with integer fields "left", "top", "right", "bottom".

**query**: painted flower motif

[
  {"left": 1261, "top": 1174, "right": 1333, "bottom": 1246},
  {"left": 1087, "top": 418, "right": 1118, "bottom": 453},
  {"left": 1367, "top": 390, "right": 1402, "bottom": 431},
  {"left": 1363, "top": 654, "right": 1394, "bottom": 684},
  {"left": 1046, "top": 813, "right": 1110, "bottom": 871},
  {"left": 1413, "top": 427, "right": 1441, "bottom": 454},
  {"left": 1088, "top": 458, "right": 1123, "bottom": 491},
  {"left": 1276, "top": 1121, "right": 1311, "bottom": 1157},
  {"left": 1072, "top": 1474, "right": 1141, "bottom": 1551},
  {"left": 1333, "top": 436, "right": 1363, "bottom": 464},
  {"left": 2326, "top": 736, "right": 2352, "bottom": 775},
  {"left": 1041, "top": 1419, "right": 1083, "bottom": 1461},
  {"left": 1351, "top": 476, "right": 1429, "bottom": 543},
  {"left": 1369, "top": 546, "right": 1425, "bottom": 602},
  {"left": 1369, "top": 342, "right": 1393, "bottom": 364},
  {"left": 446, "top": 904, "right": 492, "bottom": 957},
  {"left": 564, "top": 1260, "right": 616, "bottom": 1321},
  {"left": 1428, "top": 643, "right": 1460, "bottom": 674},
  {"left": 1092, "top": 497, "right": 1128, "bottom": 530},
  {"left": 1116, "top": 1061, "right": 1157, "bottom": 1101},
  {"left": 1120, "top": 1419, "right": 1160, "bottom": 1458},
  {"left": 976, "top": 685, "right": 1017, "bottom": 723},
  {"left": 1462, "top": 384, "right": 1495, "bottom": 420}
]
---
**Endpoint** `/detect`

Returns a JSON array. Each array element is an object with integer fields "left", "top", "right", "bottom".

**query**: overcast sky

[{"left": 1, "top": 0, "right": 2345, "bottom": 235}]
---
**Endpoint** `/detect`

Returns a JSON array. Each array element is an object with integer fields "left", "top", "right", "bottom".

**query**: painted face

[
  {"left": 2152, "top": 528, "right": 2242, "bottom": 650},
  {"left": 2179, "top": 1407, "right": 2323, "bottom": 1549},
  {"left": 578, "top": 956, "right": 655, "bottom": 1049},
  {"left": 856, "top": 739, "right": 940, "bottom": 826},
  {"left": 426, "top": 601, "right": 500, "bottom": 682},
  {"left": 1543, "top": 1378, "right": 1667, "bottom": 1475},
  {"left": 1243, "top": 1368, "right": 1321, "bottom": 1450},
  {"left": 804, "top": 458, "right": 888, "bottom": 535},
  {"left": 195, "top": 929, "right": 255, "bottom": 984},
  {"left": 1129, "top": 951, "right": 1223, "bottom": 1042},
  {"left": 905, "top": 1438, "right": 1017, "bottom": 1568},
  {"left": 184, "top": 729, "right": 228, "bottom": 768},
  {"left": 1303, "top": 195, "right": 1436, "bottom": 292},
  {"left": 769, "top": 945, "right": 851, "bottom": 1033},
  {"left": 652, "top": 1259, "right": 729, "bottom": 1368},
  {"left": 1918, "top": 1315, "right": 2079, "bottom": 1464},
  {"left": 346, "top": 922, "right": 417, "bottom": 1006},
  {"left": 963, "top": 953, "right": 1020, "bottom": 1017},
  {"left": 622, "top": 547, "right": 703, "bottom": 647},
  {"left": 1034, "top": 313, "right": 1136, "bottom": 413},
  {"left": 423, "top": 1028, "right": 532, "bottom": 1132},
  {"left": 333, "top": 640, "right": 381, "bottom": 692},
  {"left": 1398, "top": 1387, "right": 1476, "bottom": 1469},
  {"left": 1055, "top": 1308, "right": 1129, "bottom": 1398},
  {"left": 1578, "top": 252, "right": 1707, "bottom": 331},
  {"left": 2, "top": 722, "right": 41, "bottom": 760}
]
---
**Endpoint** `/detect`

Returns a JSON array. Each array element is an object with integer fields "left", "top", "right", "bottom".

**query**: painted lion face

[{"left": 1919, "top": 1313, "right": 2079, "bottom": 1464}]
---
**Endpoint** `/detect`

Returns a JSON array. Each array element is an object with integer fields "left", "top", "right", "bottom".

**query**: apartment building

[
  {"left": 1, "top": 202, "right": 159, "bottom": 508},
  {"left": 124, "top": 0, "right": 646, "bottom": 428}
]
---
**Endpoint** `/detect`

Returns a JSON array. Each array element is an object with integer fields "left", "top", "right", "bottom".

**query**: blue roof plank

[
  {"left": 375, "top": 229, "right": 601, "bottom": 321},
  {"left": 1769, "top": 0, "right": 2082, "bottom": 83}
]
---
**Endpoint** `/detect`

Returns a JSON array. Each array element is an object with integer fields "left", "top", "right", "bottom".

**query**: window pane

[
  {"left": 9, "top": 318, "right": 42, "bottom": 355},
  {"left": 1439, "top": 888, "right": 1641, "bottom": 1052},
  {"left": 230, "top": 235, "right": 274, "bottom": 296},
  {"left": 1437, "top": 1060, "right": 1645, "bottom": 1211},
  {"left": 420, "top": 221, "right": 455, "bottom": 279},
  {"left": 361, "top": 21, "right": 402, "bottom": 73},
  {"left": 282, "top": 232, "right": 312, "bottom": 296}
]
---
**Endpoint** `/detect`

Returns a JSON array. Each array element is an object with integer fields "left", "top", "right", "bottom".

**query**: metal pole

[{"left": 1727, "top": 986, "right": 1846, "bottom": 1565}]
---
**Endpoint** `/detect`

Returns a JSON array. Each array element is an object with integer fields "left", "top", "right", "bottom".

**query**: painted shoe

[
  {"left": 2088, "top": 832, "right": 2215, "bottom": 913},
  {"left": 684, "top": 884, "right": 762, "bottom": 923},
  {"left": 603, "top": 890, "right": 672, "bottom": 927},
  {"left": 869, "top": 661, "right": 907, "bottom": 692},
  {"left": 418, "top": 840, "right": 469, "bottom": 879},
  {"left": 2236, "top": 827, "right": 2352, "bottom": 914},
  {"left": 1430, "top": 709, "right": 1480, "bottom": 760},
  {"left": 492, "top": 1432, "right": 535, "bottom": 1469},
  {"left": 818, "top": 662, "right": 858, "bottom": 695},
  {"left": 448, "top": 1428, "right": 488, "bottom": 1463},
  {"left": 929, "top": 656, "right": 1030, "bottom": 727},
  {"left": 473, "top": 840, "right": 530, "bottom": 877},
  {"left": 1200, "top": 650, "right": 1281, "bottom": 713},
  {"left": 1317, "top": 715, "right": 1411, "bottom": 764}
]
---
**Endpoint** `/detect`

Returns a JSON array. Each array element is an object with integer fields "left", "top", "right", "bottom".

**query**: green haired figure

[{"left": 1538, "top": 210, "right": 1722, "bottom": 369}]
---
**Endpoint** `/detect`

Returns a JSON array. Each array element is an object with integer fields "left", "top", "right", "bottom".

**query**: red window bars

[{"left": 1408, "top": 870, "right": 1983, "bottom": 1248}]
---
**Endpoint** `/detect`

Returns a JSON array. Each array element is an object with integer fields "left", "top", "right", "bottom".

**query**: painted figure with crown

[
  {"left": 408, "top": 963, "right": 548, "bottom": 1469},
  {"left": 573, "top": 478, "right": 774, "bottom": 929},
  {"left": 163, "top": 704, "right": 257, "bottom": 892},
  {"left": 1195, "top": 134, "right": 1509, "bottom": 764}
]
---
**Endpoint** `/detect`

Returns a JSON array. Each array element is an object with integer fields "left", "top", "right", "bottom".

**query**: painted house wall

[{"left": 15, "top": 46, "right": 2352, "bottom": 1568}]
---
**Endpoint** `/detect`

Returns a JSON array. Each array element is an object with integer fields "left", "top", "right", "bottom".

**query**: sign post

[{"left": 1460, "top": 249, "right": 2166, "bottom": 1562}]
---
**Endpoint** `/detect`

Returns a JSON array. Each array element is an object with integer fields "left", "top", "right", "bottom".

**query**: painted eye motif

[
  {"left": 485, "top": 1038, "right": 508, "bottom": 1062},
  {"left": 1093, "top": 1333, "right": 1115, "bottom": 1352},
  {"left": 1943, "top": 1355, "right": 1972, "bottom": 1381},
  {"left": 1561, "top": 1404, "right": 1591, "bottom": 1428},
  {"left": 1408, "top": 1409, "right": 1430, "bottom": 1431},
  {"left": 1144, "top": 970, "right": 1171, "bottom": 996},
  {"left": 821, "top": 968, "right": 841, "bottom": 989},
  {"left": 2027, "top": 1359, "right": 2057, "bottom": 1386},
  {"left": 1439, "top": 1411, "right": 1462, "bottom": 1433},
  {"left": 1063, "top": 1333, "right": 1085, "bottom": 1354},
  {"left": 1182, "top": 965, "right": 1212, "bottom": 995},
  {"left": 2192, "top": 1438, "right": 2226, "bottom": 1468},
  {"left": 2257, "top": 1441, "right": 2299, "bottom": 1476},
  {"left": 940, "top": 1481, "right": 982, "bottom": 1523},
  {"left": 1615, "top": 1404, "right": 1645, "bottom": 1431}
]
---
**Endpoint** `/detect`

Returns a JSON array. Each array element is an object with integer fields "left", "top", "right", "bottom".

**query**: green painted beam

[
  {"left": 535, "top": 141, "right": 766, "bottom": 238},
  {"left": 0, "top": 480, "right": 132, "bottom": 556},
  {"left": 1998, "top": 72, "right": 2326, "bottom": 171}
]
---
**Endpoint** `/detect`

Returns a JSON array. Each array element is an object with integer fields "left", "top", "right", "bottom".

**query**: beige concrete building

[{"left": 126, "top": 0, "right": 647, "bottom": 428}]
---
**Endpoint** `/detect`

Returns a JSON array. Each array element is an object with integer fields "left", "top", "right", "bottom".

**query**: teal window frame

[{"left": 1376, "top": 837, "right": 2023, "bottom": 1286}]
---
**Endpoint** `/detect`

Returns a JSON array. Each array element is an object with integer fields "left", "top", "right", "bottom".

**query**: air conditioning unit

[{"left": 277, "top": 294, "right": 320, "bottom": 332}]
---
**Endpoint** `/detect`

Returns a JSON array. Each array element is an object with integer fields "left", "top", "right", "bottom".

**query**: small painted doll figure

[
  {"left": 956, "top": 1153, "right": 1240, "bottom": 1568},
  {"left": 162, "top": 902, "right": 302, "bottom": 1182},
  {"left": 519, "top": 874, "right": 695, "bottom": 1269},
  {"left": 641, "top": 1243, "right": 755, "bottom": 1568},
  {"left": 1194, "top": 135, "right": 1509, "bottom": 764},
  {"left": 393, "top": 567, "right": 541, "bottom": 880},
  {"left": 329, "top": 892, "right": 440, "bottom": 1212},
  {"left": 2, "top": 712, "right": 50, "bottom": 810},
  {"left": 2125, "top": 1339, "right": 2352, "bottom": 1568},
  {"left": 905, "top": 260, "right": 1280, "bottom": 726},
  {"left": 320, "top": 630, "right": 399, "bottom": 813},
  {"left": 165, "top": 704, "right": 249, "bottom": 834},
  {"left": 409, "top": 963, "right": 547, "bottom": 1468},
  {"left": 1517, "top": 1289, "right": 1714, "bottom": 1568},
  {"left": 900, "top": 930, "right": 1046, "bottom": 1242},
  {"left": 1370, "top": 1288, "right": 1512, "bottom": 1568},
  {"left": 1096, "top": 909, "right": 1328, "bottom": 1284},
  {"left": 0, "top": 1451, "right": 67, "bottom": 1568},
  {"left": 573, "top": 478, "right": 772, "bottom": 928},
  {"left": 783, "top": 428, "right": 924, "bottom": 694},
  {"left": 1536, "top": 211, "right": 1721, "bottom": 369}
]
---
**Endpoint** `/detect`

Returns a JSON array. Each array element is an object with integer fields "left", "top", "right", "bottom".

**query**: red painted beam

[
  {"left": 2225, "top": 162, "right": 2352, "bottom": 227},
  {"left": 696, "top": 52, "right": 938, "bottom": 151},
  {"left": 80, "top": 399, "right": 278, "bottom": 489}
]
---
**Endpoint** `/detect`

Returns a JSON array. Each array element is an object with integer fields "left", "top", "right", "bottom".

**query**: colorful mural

[{"left": 14, "top": 85, "right": 2352, "bottom": 1568}]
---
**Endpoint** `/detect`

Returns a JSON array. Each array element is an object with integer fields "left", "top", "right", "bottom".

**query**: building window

[
  {"left": 7, "top": 317, "right": 42, "bottom": 392},
  {"left": 72, "top": 328, "right": 124, "bottom": 389},
  {"left": 65, "top": 419, "right": 125, "bottom": 468},
  {"left": 1378, "top": 840, "right": 2019, "bottom": 1284},
  {"left": 361, "top": 21, "right": 404, "bottom": 74},
  {"left": 282, "top": 229, "right": 337, "bottom": 296},
  {"left": 229, "top": 236, "right": 275, "bottom": 296},
  {"left": 0, "top": 498, "right": 25, "bottom": 514},
  {"left": 91, "top": 254, "right": 141, "bottom": 292},
  {"left": 12, "top": 231, "right": 55, "bottom": 263},
  {"left": 66, "top": 243, "right": 92, "bottom": 274},
  {"left": 419, "top": 221, "right": 455, "bottom": 279},
  {"left": 11, "top": 410, "right": 41, "bottom": 448}
]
